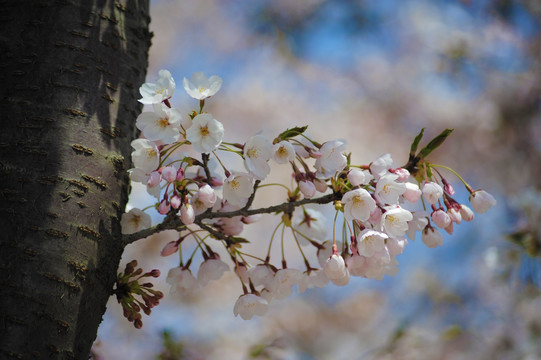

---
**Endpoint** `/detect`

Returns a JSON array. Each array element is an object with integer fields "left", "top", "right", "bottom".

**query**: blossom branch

[{"left": 122, "top": 192, "right": 340, "bottom": 246}]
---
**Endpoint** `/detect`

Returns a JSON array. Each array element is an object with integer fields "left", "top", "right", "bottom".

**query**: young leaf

[
  {"left": 275, "top": 126, "right": 308, "bottom": 142},
  {"left": 417, "top": 129, "right": 453, "bottom": 160},
  {"left": 409, "top": 128, "right": 425, "bottom": 157}
]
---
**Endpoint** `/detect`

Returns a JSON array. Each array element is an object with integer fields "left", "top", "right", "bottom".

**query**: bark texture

[{"left": 0, "top": 1, "right": 151, "bottom": 358}]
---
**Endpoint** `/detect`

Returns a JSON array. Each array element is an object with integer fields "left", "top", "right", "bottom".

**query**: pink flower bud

[
  {"left": 459, "top": 204, "right": 475, "bottom": 222},
  {"left": 431, "top": 209, "right": 451, "bottom": 228},
  {"left": 422, "top": 226, "right": 443, "bottom": 248},
  {"left": 310, "top": 150, "right": 322, "bottom": 158},
  {"left": 391, "top": 168, "right": 410, "bottom": 182},
  {"left": 180, "top": 203, "right": 195, "bottom": 225},
  {"left": 210, "top": 177, "right": 223, "bottom": 187},
  {"left": 403, "top": 182, "right": 422, "bottom": 202},
  {"left": 444, "top": 222, "right": 454, "bottom": 235},
  {"left": 422, "top": 181, "right": 443, "bottom": 204},
  {"left": 158, "top": 199, "right": 170, "bottom": 215},
  {"left": 469, "top": 190, "right": 496, "bottom": 214},
  {"left": 242, "top": 214, "right": 262, "bottom": 224},
  {"left": 176, "top": 168, "right": 185, "bottom": 181},
  {"left": 161, "top": 241, "right": 179, "bottom": 256},
  {"left": 447, "top": 207, "right": 461, "bottom": 224},
  {"left": 197, "top": 184, "right": 217, "bottom": 208},
  {"left": 147, "top": 171, "right": 161, "bottom": 188},
  {"left": 299, "top": 180, "right": 316, "bottom": 199},
  {"left": 161, "top": 166, "right": 177, "bottom": 183},
  {"left": 313, "top": 178, "right": 328, "bottom": 193},
  {"left": 170, "top": 194, "right": 181, "bottom": 209}
]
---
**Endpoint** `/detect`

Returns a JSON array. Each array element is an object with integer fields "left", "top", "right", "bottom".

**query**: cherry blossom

[
  {"left": 243, "top": 135, "right": 273, "bottom": 180},
  {"left": 120, "top": 208, "right": 151, "bottom": 234},
  {"left": 223, "top": 172, "right": 253, "bottom": 207},
  {"left": 198, "top": 258, "right": 229, "bottom": 286},
  {"left": 272, "top": 268, "right": 302, "bottom": 300},
  {"left": 130, "top": 139, "right": 160, "bottom": 173},
  {"left": 186, "top": 113, "right": 224, "bottom": 153},
  {"left": 375, "top": 174, "right": 406, "bottom": 205},
  {"left": 381, "top": 206, "right": 413, "bottom": 237},
  {"left": 342, "top": 188, "right": 376, "bottom": 221},
  {"left": 272, "top": 141, "right": 296, "bottom": 164},
  {"left": 314, "top": 140, "right": 347, "bottom": 178},
  {"left": 166, "top": 268, "right": 199, "bottom": 296},
  {"left": 347, "top": 168, "right": 373, "bottom": 187},
  {"left": 370, "top": 153, "right": 393, "bottom": 180},
  {"left": 298, "top": 270, "right": 329, "bottom": 293},
  {"left": 233, "top": 294, "right": 268, "bottom": 320},
  {"left": 403, "top": 182, "right": 422, "bottom": 202},
  {"left": 136, "top": 103, "right": 182, "bottom": 143},
  {"left": 357, "top": 229, "right": 388, "bottom": 257},
  {"left": 431, "top": 209, "right": 451, "bottom": 228},
  {"left": 183, "top": 71, "right": 222, "bottom": 100},
  {"left": 139, "top": 69, "right": 175, "bottom": 104}
]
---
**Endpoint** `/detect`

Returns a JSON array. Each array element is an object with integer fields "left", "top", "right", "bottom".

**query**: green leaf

[
  {"left": 409, "top": 128, "right": 425, "bottom": 156},
  {"left": 230, "top": 236, "right": 250, "bottom": 244},
  {"left": 417, "top": 128, "right": 453, "bottom": 160},
  {"left": 276, "top": 125, "right": 308, "bottom": 142}
]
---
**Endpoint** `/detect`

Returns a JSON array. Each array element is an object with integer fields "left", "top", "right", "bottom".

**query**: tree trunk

[{"left": 0, "top": 1, "right": 150, "bottom": 358}]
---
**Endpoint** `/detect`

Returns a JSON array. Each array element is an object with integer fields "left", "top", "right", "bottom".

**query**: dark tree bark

[{"left": 0, "top": 1, "right": 151, "bottom": 358}]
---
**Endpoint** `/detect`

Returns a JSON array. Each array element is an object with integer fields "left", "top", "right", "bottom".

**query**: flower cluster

[
  {"left": 115, "top": 260, "right": 163, "bottom": 328},
  {"left": 120, "top": 70, "right": 496, "bottom": 324}
]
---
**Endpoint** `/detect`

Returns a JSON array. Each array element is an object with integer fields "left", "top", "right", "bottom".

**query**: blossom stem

[
  {"left": 257, "top": 183, "right": 291, "bottom": 192},
  {"left": 430, "top": 164, "right": 472, "bottom": 192},
  {"left": 266, "top": 221, "right": 283, "bottom": 260}
]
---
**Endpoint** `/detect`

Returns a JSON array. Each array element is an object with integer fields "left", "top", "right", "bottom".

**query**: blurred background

[{"left": 95, "top": 0, "right": 541, "bottom": 359}]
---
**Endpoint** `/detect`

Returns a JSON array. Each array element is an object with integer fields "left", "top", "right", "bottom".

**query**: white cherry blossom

[
  {"left": 375, "top": 174, "right": 406, "bottom": 205},
  {"left": 347, "top": 168, "right": 373, "bottom": 187},
  {"left": 381, "top": 206, "right": 413, "bottom": 237},
  {"left": 120, "top": 208, "right": 151, "bottom": 234},
  {"left": 233, "top": 294, "right": 268, "bottom": 320},
  {"left": 356, "top": 229, "right": 388, "bottom": 257},
  {"left": 166, "top": 267, "right": 199, "bottom": 296},
  {"left": 139, "top": 69, "right": 175, "bottom": 104},
  {"left": 298, "top": 270, "right": 329, "bottom": 293},
  {"left": 314, "top": 140, "right": 347, "bottom": 179},
  {"left": 273, "top": 141, "right": 296, "bottom": 164},
  {"left": 136, "top": 103, "right": 182, "bottom": 143},
  {"left": 406, "top": 211, "right": 429, "bottom": 240},
  {"left": 223, "top": 172, "right": 253, "bottom": 207},
  {"left": 197, "top": 258, "right": 229, "bottom": 286},
  {"left": 342, "top": 188, "right": 376, "bottom": 221},
  {"left": 243, "top": 135, "right": 273, "bottom": 180},
  {"left": 183, "top": 71, "right": 222, "bottom": 100},
  {"left": 370, "top": 153, "right": 393, "bottom": 180},
  {"left": 186, "top": 113, "right": 224, "bottom": 154},
  {"left": 272, "top": 268, "right": 302, "bottom": 300},
  {"left": 247, "top": 265, "right": 275, "bottom": 289},
  {"left": 131, "top": 139, "right": 159, "bottom": 173}
]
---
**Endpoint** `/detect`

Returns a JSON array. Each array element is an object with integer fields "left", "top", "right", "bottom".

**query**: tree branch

[{"left": 122, "top": 192, "right": 341, "bottom": 246}]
